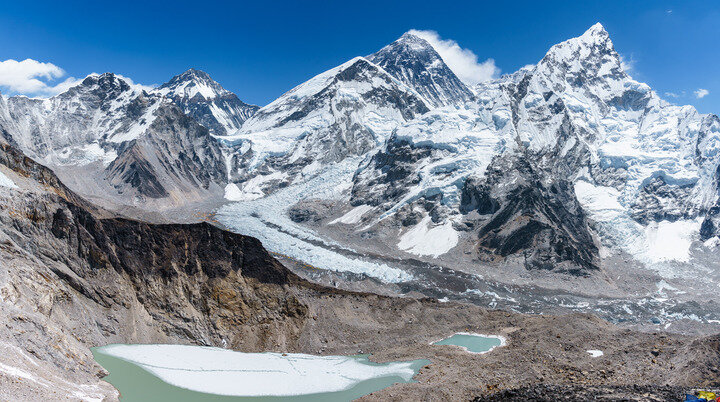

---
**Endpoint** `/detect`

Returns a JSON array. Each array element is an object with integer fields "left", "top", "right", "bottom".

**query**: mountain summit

[
  {"left": 158, "top": 68, "right": 230, "bottom": 101},
  {"left": 156, "top": 69, "right": 259, "bottom": 135},
  {"left": 368, "top": 32, "right": 474, "bottom": 107}
]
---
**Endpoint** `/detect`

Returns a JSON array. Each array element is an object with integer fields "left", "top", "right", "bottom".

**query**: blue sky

[{"left": 0, "top": 0, "right": 718, "bottom": 113}]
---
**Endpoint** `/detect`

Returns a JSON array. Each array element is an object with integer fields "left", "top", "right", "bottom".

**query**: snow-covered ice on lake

[{"left": 95, "top": 344, "right": 420, "bottom": 397}]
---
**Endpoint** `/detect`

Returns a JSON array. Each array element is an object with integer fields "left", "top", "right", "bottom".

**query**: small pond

[
  {"left": 432, "top": 333, "right": 505, "bottom": 354},
  {"left": 92, "top": 344, "right": 428, "bottom": 401}
]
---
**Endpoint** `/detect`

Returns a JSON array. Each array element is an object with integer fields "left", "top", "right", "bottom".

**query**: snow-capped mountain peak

[
  {"left": 156, "top": 68, "right": 229, "bottom": 101},
  {"left": 368, "top": 32, "right": 473, "bottom": 108},
  {"left": 154, "top": 69, "right": 259, "bottom": 135},
  {"left": 535, "top": 22, "right": 626, "bottom": 87},
  {"left": 397, "top": 32, "right": 436, "bottom": 50},
  {"left": 77, "top": 72, "right": 134, "bottom": 94}
]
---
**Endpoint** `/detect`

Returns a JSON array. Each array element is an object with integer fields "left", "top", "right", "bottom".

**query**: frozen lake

[{"left": 92, "top": 344, "right": 428, "bottom": 401}]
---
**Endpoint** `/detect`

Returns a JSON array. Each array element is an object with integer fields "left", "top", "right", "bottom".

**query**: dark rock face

[
  {"left": 54, "top": 203, "right": 294, "bottom": 285},
  {"left": 105, "top": 105, "right": 227, "bottom": 199},
  {"left": 368, "top": 33, "right": 474, "bottom": 108},
  {"left": 470, "top": 158, "right": 599, "bottom": 274},
  {"left": 700, "top": 205, "right": 720, "bottom": 240},
  {"left": 460, "top": 178, "right": 499, "bottom": 215},
  {"left": 351, "top": 135, "right": 435, "bottom": 207},
  {"left": 629, "top": 175, "right": 696, "bottom": 224},
  {"left": 106, "top": 146, "right": 169, "bottom": 198}
]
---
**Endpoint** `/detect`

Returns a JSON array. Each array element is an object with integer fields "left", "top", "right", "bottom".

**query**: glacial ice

[
  {"left": 217, "top": 159, "right": 412, "bottom": 283},
  {"left": 398, "top": 215, "right": 459, "bottom": 257}
]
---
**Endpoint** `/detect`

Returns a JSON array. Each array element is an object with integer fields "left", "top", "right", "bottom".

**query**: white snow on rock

[
  {"left": 97, "top": 344, "right": 418, "bottom": 397},
  {"left": 586, "top": 350, "right": 604, "bottom": 357},
  {"left": 398, "top": 215, "right": 459, "bottom": 257},
  {"left": 574, "top": 179, "right": 703, "bottom": 264},
  {"left": 224, "top": 172, "right": 287, "bottom": 202},
  {"left": 223, "top": 183, "right": 242, "bottom": 201},
  {"left": 0, "top": 170, "right": 18, "bottom": 189},
  {"left": 642, "top": 218, "right": 702, "bottom": 263},
  {"left": 329, "top": 204, "right": 374, "bottom": 225}
]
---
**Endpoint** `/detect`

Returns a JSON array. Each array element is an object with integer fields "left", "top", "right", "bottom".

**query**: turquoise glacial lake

[{"left": 432, "top": 333, "right": 504, "bottom": 353}]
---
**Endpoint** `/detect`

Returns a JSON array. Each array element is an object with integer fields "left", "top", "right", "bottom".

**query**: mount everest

[{"left": 1, "top": 23, "right": 719, "bottom": 288}]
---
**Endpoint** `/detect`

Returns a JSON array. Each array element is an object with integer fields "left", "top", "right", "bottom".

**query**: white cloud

[
  {"left": 695, "top": 88, "right": 710, "bottom": 99},
  {"left": 664, "top": 92, "right": 680, "bottom": 98},
  {"left": 0, "top": 58, "right": 82, "bottom": 97},
  {"left": 407, "top": 29, "right": 500, "bottom": 85},
  {"left": 619, "top": 54, "right": 636, "bottom": 75}
]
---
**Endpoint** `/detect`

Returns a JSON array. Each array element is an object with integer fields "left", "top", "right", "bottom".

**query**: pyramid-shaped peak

[
  {"left": 390, "top": 31, "right": 437, "bottom": 52},
  {"left": 159, "top": 68, "right": 228, "bottom": 99},
  {"left": 78, "top": 73, "right": 132, "bottom": 92},
  {"left": 541, "top": 22, "right": 618, "bottom": 65},
  {"left": 578, "top": 22, "right": 612, "bottom": 45},
  {"left": 585, "top": 23, "right": 608, "bottom": 37},
  {"left": 398, "top": 31, "right": 431, "bottom": 43},
  {"left": 164, "top": 68, "right": 218, "bottom": 87},
  {"left": 368, "top": 31, "right": 473, "bottom": 107},
  {"left": 176, "top": 68, "right": 213, "bottom": 81}
]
